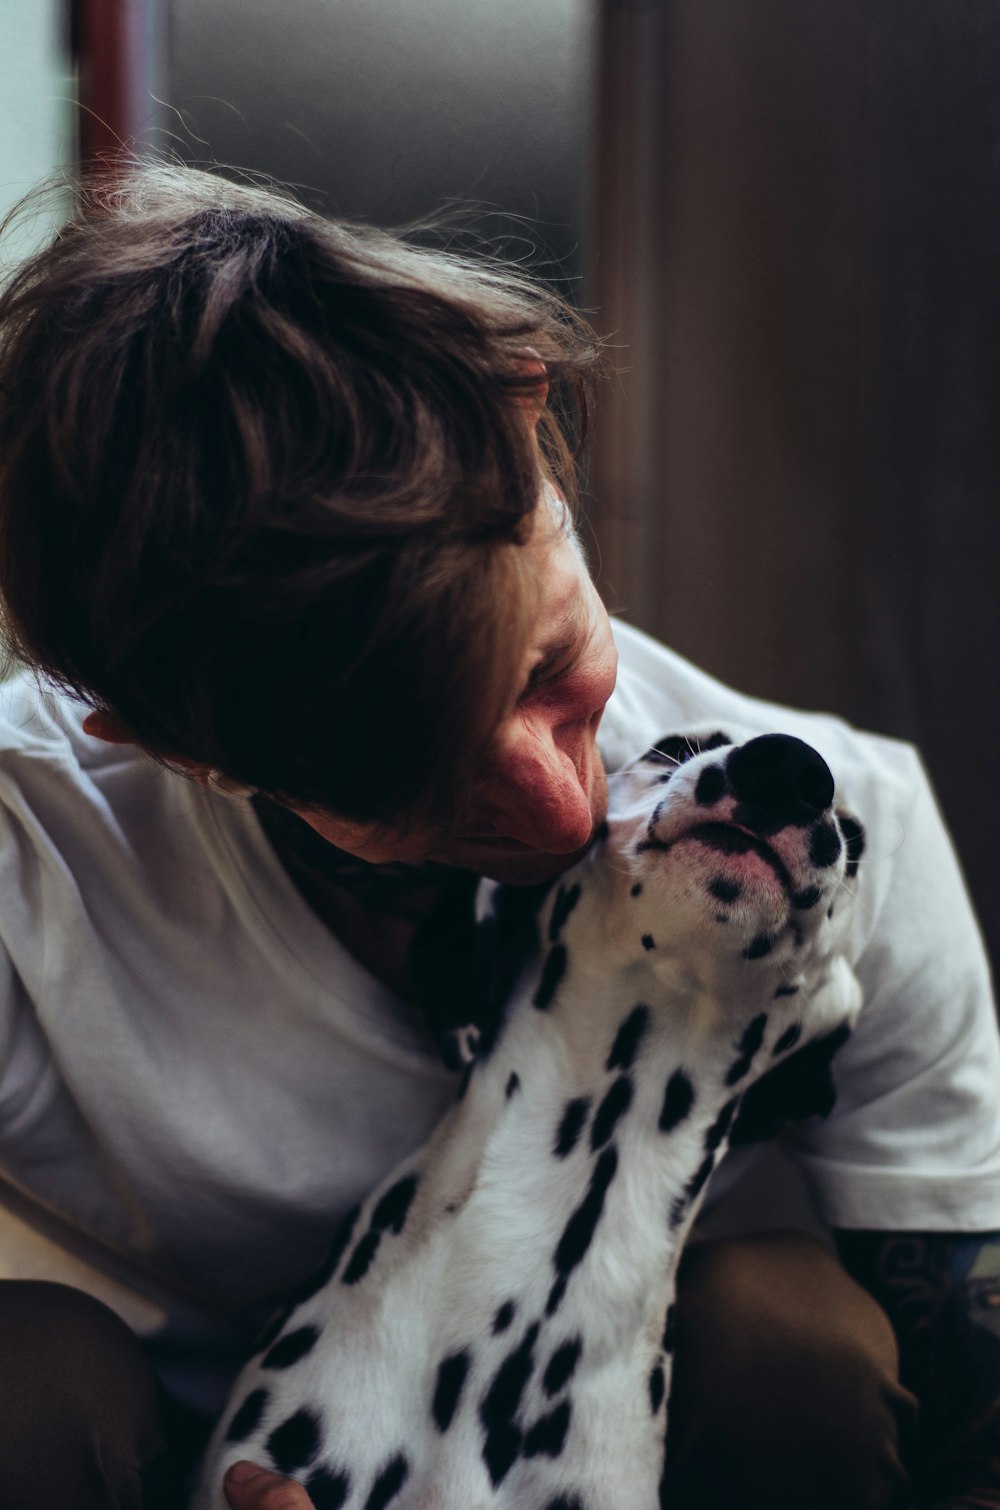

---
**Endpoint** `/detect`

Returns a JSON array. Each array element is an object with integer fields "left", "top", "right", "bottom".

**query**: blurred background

[{"left": 1, "top": 0, "right": 998, "bottom": 988}]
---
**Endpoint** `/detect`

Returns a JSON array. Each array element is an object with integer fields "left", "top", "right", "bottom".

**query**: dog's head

[{"left": 568, "top": 726, "right": 865, "bottom": 1025}]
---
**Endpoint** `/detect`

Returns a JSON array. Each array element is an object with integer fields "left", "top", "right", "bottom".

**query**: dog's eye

[
  {"left": 646, "top": 731, "right": 732, "bottom": 768},
  {"left": 837, "top": 812, "right": 866, "bottom": 880}
]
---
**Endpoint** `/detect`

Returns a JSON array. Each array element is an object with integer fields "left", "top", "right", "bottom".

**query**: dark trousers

[{"left": 0, "top": 1232, "right": 916, "bottom": 1510}]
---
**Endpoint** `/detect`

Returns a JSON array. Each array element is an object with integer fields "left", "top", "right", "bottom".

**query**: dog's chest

[{"left": 194, "top": 990, "right": 836, "bottom": 1510}]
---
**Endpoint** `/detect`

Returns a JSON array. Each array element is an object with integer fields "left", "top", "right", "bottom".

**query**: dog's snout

[{"left": 726, "top": 734, "right": 834, "bottom": 825}]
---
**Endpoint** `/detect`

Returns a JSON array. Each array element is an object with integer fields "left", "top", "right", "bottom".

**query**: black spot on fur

[
  {"left": 546, "top": 1275, "right": 568, "bottom": 1316},
  {"left": 483, "top": 1425, "right": 522, "bottom": 1490},
  {"left": 607, "top": 1005, "right": 650, "bottom": 1071},
  {"left": 306, "top": 1468, "right": 351, "bottom": 1509},
  {"left": 590, "top": 1075, "right": 633, "bottom": 1150},
  {"left": 480, "top": 1324, "right": 539, "bottom": 1484},
  {"left": 534, "top": 945, "right": 568, "bottom": 1009},
  {"left": 341, "top": 1230, "right": 381, "bottom": 1285},
  {"left": 593, "top": 820, "right": 610, "bottom": 843},
  {"left": 549, "top": 883, "right": 582, "bottom": 942},
  {"left": 708, "top": 876, "right": 742, "bottom": 904},
  {"left": 262, "top": 1325, "right": 320, "bottom": 1370},
  {"left": 225, "top": 1387, "right": 269, "bottom": 1443},
  {"left": 744, "top": 933, "right": 775, "bottom": 961},
  {"left": 630, "top": 881, "right": 644, "bottom": 897},
  {"left": 493, "top": 1300, "right": 516, "bottom": 1333},
  {"left": 663, "top": 1305, "right": 677, "bottom": 1352},
  {"left": 545, "top": 1498, "right": 585, "bottom": 1510},
  {"left": 840, "top": 813, "right": 866, "bottom": 879},
  {"left": 641, "top": 933, "right": 656, "bottom": 951},
  {"left": 684, "top": 1152, "right": 717, "bottom": 1206},
  {"left": 433, "top": 1350, "right": 471, "bottom": 1432},
  {"left": 731, "top": 1022, "right": 853, "bottom": 1145},
  {"left": 506, "top": 1072, "right": 521, "bottom": 1099},
  {"left": 523, "top": 1399, "right": 572, "bottom": 1458},
  {"left": 344, "top": 1226, "right": 383, "bottom": 1286},
  {"left": 266, "top": 1407, "right": 321, "bottom": 1474},
  {"left": 481, "top": 1324, "right": 540, "bottom": 1427},
  {"left": 364, "top": 1454, "right": 410, "bottom": 1510},
  {"left": 810, "top": 820, "right": 842, "bottom": 868},
  {"left": 554, "top": 1097, "right": 591, "bottom": 1157},
  {"left": 649, "top": 1363, "right": 666, "bottom": 1414},
  {"left": 373, "top": 1175, "right": 419, "bottom": 1234},
  {"left": 792, "top": 885, "right": 821, "bottom": 910},
  {"left": 725, "top": 1013, "right": 768, "bottom": 1085},
  {"left": 703, "top": 1097, "right": 739, "bottom": 1154},
  {"left": 554, "top": 1146, "right": 618, "bottom": 1285},
  {"left": 543, "top": 1336, "right": 583, "bottom": 1396},
  {"left": 774, "top": 984, "right": 800, "bottom": 999},
  {"left": 773, "top": 1023, "right": 802, "bottom": 1054},
  {"left": 695, "top": 763, "right": 727, "bottom": 806},
  {"left": 660, "top": 1068, "right": 695, "bottom": 1132}
]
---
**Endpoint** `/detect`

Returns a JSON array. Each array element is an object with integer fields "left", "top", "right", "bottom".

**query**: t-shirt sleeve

[
  {"left": 786, "top": 743, "right": 1000, "bottom": 1232},
  {"left": 0, "top": 787, "right": 63, "bottom": 1158},
  {"left": 606, "top": 621, "right": 1000, "bottom": 1234}
]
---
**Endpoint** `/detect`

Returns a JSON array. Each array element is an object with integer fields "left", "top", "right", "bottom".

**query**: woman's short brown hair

[{"left": 0, "top": 163, "right": 603, "bottom": 826}]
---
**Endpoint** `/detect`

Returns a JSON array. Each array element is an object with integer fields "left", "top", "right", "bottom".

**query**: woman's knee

[
  {"left": 0, "top": 1279, "right": 169, "bottom": 1509},
  {"left": 664, "top": 1231, "right": 917, "bottom": 1510}
]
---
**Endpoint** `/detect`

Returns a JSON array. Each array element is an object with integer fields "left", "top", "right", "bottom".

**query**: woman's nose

[{"left": 476, "top": 720, "right": 597, "bottom": 852}]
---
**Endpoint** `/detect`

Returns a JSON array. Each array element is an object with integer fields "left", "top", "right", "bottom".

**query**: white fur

[{"left": 192, "top": 728, "right": 864, "bottom": 1510}]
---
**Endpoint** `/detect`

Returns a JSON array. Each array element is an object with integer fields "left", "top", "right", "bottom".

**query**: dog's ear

[{"left": 411, "top": 877, "right": 555, "bottom": 1073}]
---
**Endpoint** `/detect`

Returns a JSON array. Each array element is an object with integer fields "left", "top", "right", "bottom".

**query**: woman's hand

[{"left": 224, "top": 1460, "right": 314, "bottom": 1509}]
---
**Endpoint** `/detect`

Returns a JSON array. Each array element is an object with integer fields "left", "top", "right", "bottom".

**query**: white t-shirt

[{"left": 0, "top": 620, "right": 998, "bottom": 1415}]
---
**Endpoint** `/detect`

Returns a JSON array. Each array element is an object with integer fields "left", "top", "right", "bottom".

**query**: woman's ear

[
  {"left": 82, "top": 710, "right": 221, "bottom": 788},
  {"left": 82, "top": 710, "right": 134, "bottom": 745},
  {"left": 513, "top": 351, "right": 549, "bottom": 431}
]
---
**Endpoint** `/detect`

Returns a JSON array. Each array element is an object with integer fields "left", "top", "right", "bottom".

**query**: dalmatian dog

[{"left": 192, "top": 727, "right": 866, "bottom": 1510}]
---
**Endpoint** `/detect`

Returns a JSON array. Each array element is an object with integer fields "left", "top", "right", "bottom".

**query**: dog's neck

[{"left": 418, "top": 873, "right": 843, "bottom": 1380}]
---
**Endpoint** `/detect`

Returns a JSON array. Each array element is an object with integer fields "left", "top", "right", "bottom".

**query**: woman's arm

[{"left": 837, "top": 1229, "right": 1000, "bottom": 1509}]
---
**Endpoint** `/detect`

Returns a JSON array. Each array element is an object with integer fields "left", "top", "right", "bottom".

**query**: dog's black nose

[{"left": 726, "top": 734, "right": 834, "bottom": 824}]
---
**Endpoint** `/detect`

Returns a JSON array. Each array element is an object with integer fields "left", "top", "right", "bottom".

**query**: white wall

[
  {"left": 0, "top": 0, "right": 75, "bottom": 271},
  {"left": 170, "top": 0, "right": 592, "bottom": 282}
]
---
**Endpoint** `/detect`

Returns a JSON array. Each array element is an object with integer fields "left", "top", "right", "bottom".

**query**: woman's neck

[{"left": 251, "top": 793, "right": 479, "bottom": 1004}]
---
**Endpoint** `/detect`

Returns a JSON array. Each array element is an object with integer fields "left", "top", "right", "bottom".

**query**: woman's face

[{"left": 294, "top": 506, "right": 619, "bottom": 883}]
